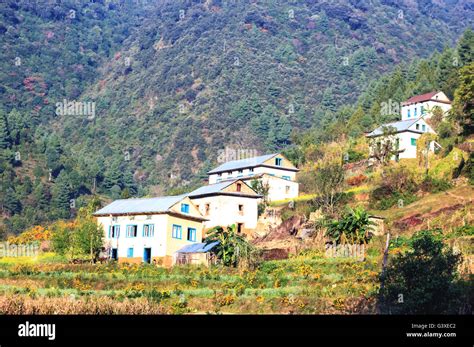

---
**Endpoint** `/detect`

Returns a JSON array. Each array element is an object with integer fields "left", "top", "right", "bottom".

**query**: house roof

[
  {"left": 187, "top": 180, "right": 261, "bottom": 198},
  {"left": 93, "top": 195, "right": 186, "bottom": 216},
  {"left": 366, "top": 118, "right": 423, "bottom": 137},
  {"left": 402, "top": 91, "right": 450, "bottom": 105},
  {"left": 207, "top": 153, "right": 279, "bottom": 174},
  {"left": 176, "top": 241, "right": 219, "bottom": 253}
]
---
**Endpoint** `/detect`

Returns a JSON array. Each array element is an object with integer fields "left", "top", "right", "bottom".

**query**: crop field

[{"left": 0, "top": 250, "right": 381, "bottom": 314}]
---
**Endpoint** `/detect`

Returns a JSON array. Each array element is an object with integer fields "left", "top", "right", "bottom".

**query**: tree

[
  {"left": 378, "top": 231, "right": 463, "bottom": 314},
  {"left": 75, "top": 198, "right": 103, "bottom": 261},
  {"left": 51, "top": 171, "right": 71, "bottom": 218},
  {"left": 311, "top": 162, "right": 345, "bottom": 216},
  {"left": 250, "top": 179, "right": 270, "bottom": 215},
  {"left": 451, "top": 62, "right": 474, "bottom": 135},
  {"left": 369, "top": 126, "right": 400, "bottom": 166},
  {"left": 0, "top": 111, "right": 10, "bottom": 149},
  {"left": 3, "top": 188, "right": 22, "bottom": 215},
  {"left": 457, "top": 28, "right": 474, "bottom": 66},
  {"left": 205, "top": 224, "right": 258, "bottom": 268}
]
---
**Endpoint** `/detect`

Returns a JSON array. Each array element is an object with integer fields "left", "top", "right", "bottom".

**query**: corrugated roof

[
  {"left": 208, "top": 153, "right": 278, "bottom": 174},
  {"left": 402, "top": 91, "right": 438, "bottom": 105},
  {"left": 366, "top": 118, "right": 420, "bottom": 137},
  {"left": 176, "top": 241, "right": 219, "bottom": 253},
  {"left": 187, "top": 181, "right": 234, "bottom": 197},
  {"left": 93, "top": 195, "right": 185, "bottom": 215}
]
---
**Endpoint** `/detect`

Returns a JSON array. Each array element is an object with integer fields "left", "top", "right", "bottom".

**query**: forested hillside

[{"left": 0, "top": 0, "right": 473, "bottom": 235}]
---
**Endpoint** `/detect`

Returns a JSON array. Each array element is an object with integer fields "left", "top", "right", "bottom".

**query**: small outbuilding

[{"left": 174, "top": 241, "right": 219, "bottom": 266}]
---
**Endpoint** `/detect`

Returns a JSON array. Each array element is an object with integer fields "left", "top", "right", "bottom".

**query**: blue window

[
  {"left": 172, "top": 224, "right": 182, "bottom": 239},
  {"left": 282, "top": 175, "right": 290, "bottom": 180},
  {"left": 275, "top": 158, "right": 282, "bottom": 166},
  {"left": 143, "top": 224, "right": 154, "bottom": 237},
  {"left": 126, "top": 225, "right": 138, "bottom": 238},
  {"left": 127, "top": 248, "right": 134, "bottom": 258},
  {"left": 109, "top": 225, "right": 120, "bottom": 238},
  {"left": 187, "top": 228, "right": 197, "bottom": 242},
  {"left": 181, "top": 203, "right": 190, "bottom": 214},
  {"left": 407, "top": 109, "right": 411, "bottom": 118},
  {"left": 422, "top": 124, "right": 426, "bottom": 132},
  {"left": 414, "top": 108, "right": 418, "bottom": 118},
  {"left": 411, "top": 138, "right": 417, "bottom": 146},
  {"left": 421, "top": 106, "right": 425, "bottom": 114}
]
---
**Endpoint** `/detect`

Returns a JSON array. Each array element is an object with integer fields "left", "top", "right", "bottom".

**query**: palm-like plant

[
  {"left": 205, "top": 224, "right": 257, "bottom": 267},
  {"left": 325, "top": 206, "right": 375, "bottom": 244}
]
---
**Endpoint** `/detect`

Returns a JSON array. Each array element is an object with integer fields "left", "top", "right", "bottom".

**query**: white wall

[
  {"left": 190, "top": 195, "right": 259, "bottom": 230},
  {"left": 208, "top": 166, "right": 297, "bottom": 184},
  {"left": 401, "top": 100, "right": 451, "bottom": 121},
  {"left": 261, "top": 175, "right": 299, "bottom": 201},
  {"left": 97, "top": 214, "right": 168, "bottom": 259}
]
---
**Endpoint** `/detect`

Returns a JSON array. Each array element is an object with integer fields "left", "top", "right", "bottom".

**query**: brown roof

[{"left": 402, "top": 91, "right": 451, "bottom": 105}]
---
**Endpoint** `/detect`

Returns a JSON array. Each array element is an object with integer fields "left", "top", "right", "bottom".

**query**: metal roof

[
  {"left": 93, "top": 195, "right": 185, "bottom": 216},
  {"left": 366, "top": 118, "right": 423, "bottom": 137},
  {"left": 187, "top": 181, "right": 234, "bottom": 197},
  {"left": 176, "top": 241, "right": 220, "bottom": 253},
  {"left": 402, "top": 91, "right": 439, "bottom": 105},
  {"left": 208, "top": 153, "right": 278, "bottom": 174}
]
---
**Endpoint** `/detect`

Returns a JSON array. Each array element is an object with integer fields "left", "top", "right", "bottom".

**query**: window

[
  {"left": 421, "top": 105, "right": 425, "bottom": 114},
  {"left": 126, "top": 225, "right": 138, "bottom": 238},
  {"left": 407, "top": 109, "right": 411, "bottom": 118},
  {"left": 411, "top": 138, "right": 417, "bottom": 146},
  {"left": 187, "top": 228, "right": 196, "bottom": 242},
  {"left": 172, "top": 224, "right": 182, "bottom": 239},
  {"left": 109, "top": 225, "right": 120, "bottom": 238},
  {"left": 143, "top": 224, "right": 154, "bottom": 237},
  {"left": 416, "top": 124, "right": 420, "bottom": 130},
  {"left": 238, "top": 204, "right": 244, "bottom": 213},
  {"left": 181, "top": 203, "right": 189, "bottom": 214},
  {"left": 285, "top": 186, "right": 290, "bottom": 194},
  {"left": 414, "top": 108, "right": 418, "bottom": 118},
  {"left": 422, "top": 124, "right": 426, "bottom": 132},
  {"left": 237, "top": 223, "right": 243, "bottom": 233},
  {"left": 236, "top": 183, "right": 242, "bottom": 192},
  {"left": 205, "top": 204, "right": 210, "bottom": 216},
  {"left": 127, "top": 248, "right": 134, "bottom": 258},
  {"left": 282, "top": 175, "right": 290, "bottom": 180},
  {"left": 275, "top": 158, "right": 282, "bottom": 166}
]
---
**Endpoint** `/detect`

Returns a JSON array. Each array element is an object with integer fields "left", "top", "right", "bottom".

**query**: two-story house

[
  {"left": 207, "top": 153, "right": 299, "bottom": 201},
  {"left": 187, "top": 179, "right": 261, "bottom": 234},
  {"left": 401, "top": 91, "right": 451, "bottom": 121},
  {"left": 93, "top": 195, "right": 206, "bottom": 267},
  {"left": 368, "top": 91, "right": 448, "bottom": 160}
]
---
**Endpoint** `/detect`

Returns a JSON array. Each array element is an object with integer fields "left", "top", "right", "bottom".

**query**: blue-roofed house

[
  {"left": 93, "top": 195, "right": 207, "bottom": 267},
  {"left": 207, "top": 153, "right": 299, "bottom": 201},
  {"left": 366, "top": 117, "right": 436, "bottom": 160},
  {"left": 186, "top": 179, "right": 261, "bottom": 234}
]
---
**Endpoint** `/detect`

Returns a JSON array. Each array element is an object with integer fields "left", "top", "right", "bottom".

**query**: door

[
  {"left": 111, "top": 248, "right": 118, "bottom": 261},
  {"left": 143, "top": 248, "right": 151, "bottom": 263}
]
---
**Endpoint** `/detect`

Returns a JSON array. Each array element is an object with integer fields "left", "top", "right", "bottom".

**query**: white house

[
  {"left": 93, "top": 195, "right": 207, "bottom": 267},
  {"left": 207, "top": 153, "right": 299, "bottom": 201},
  {"left": 187, "top": 179, "right": 261, "bottom": 234},
  {"left": 401, "top": 91, "right": 451, "bottom": 121},
  {"left": 367, "top": 117, "right": 436, "bottom": 160}
]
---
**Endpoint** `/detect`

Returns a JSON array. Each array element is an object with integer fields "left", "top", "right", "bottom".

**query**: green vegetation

[{"left": 379, "top": 231, "right": 471, "bottom": 314}]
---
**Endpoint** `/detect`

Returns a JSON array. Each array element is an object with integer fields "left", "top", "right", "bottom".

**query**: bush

[
  {"left": 346, "top": 174, "right": 367, "bottom": 186},
  {"left": 419, "top": 175, "right": 452, "bottom": 193},
  {"left": 378, "top": 230, "right": 465, "bottom": 314}
]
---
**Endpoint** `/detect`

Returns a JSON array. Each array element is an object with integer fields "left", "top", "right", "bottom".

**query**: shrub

[
  {"left": 378, "top": 230, "right": 464, "bottom": 314},
  {"left": 346, "top": 174, "right": 367, "bottom": 186}
]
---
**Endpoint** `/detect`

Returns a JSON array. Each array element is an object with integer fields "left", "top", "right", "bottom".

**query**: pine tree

[
  {"left": 0, "top": 111, "right": 10, "bottom": 149},
  {"left": 457, "top": 28, "right": 474, "bottom": 66},
  {"left": 51, "top": 171, "right": 71, "bottom": 218}
]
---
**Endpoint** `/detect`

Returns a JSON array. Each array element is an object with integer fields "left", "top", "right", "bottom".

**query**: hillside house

[
  {"left": 401, "top": 91, "right": 451, "bottom": 121},
  {"left": 367, "top": 118, "right": 436, "bottom": 160},
  {"left": 207, "top": 153, "right": 299, "bottom": 201},
  {"left": 94, "top": 195, "right": 206, "bottom": 267},
  {"left": 187, "top": 179, "right": 261, "bottom": 234}
]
